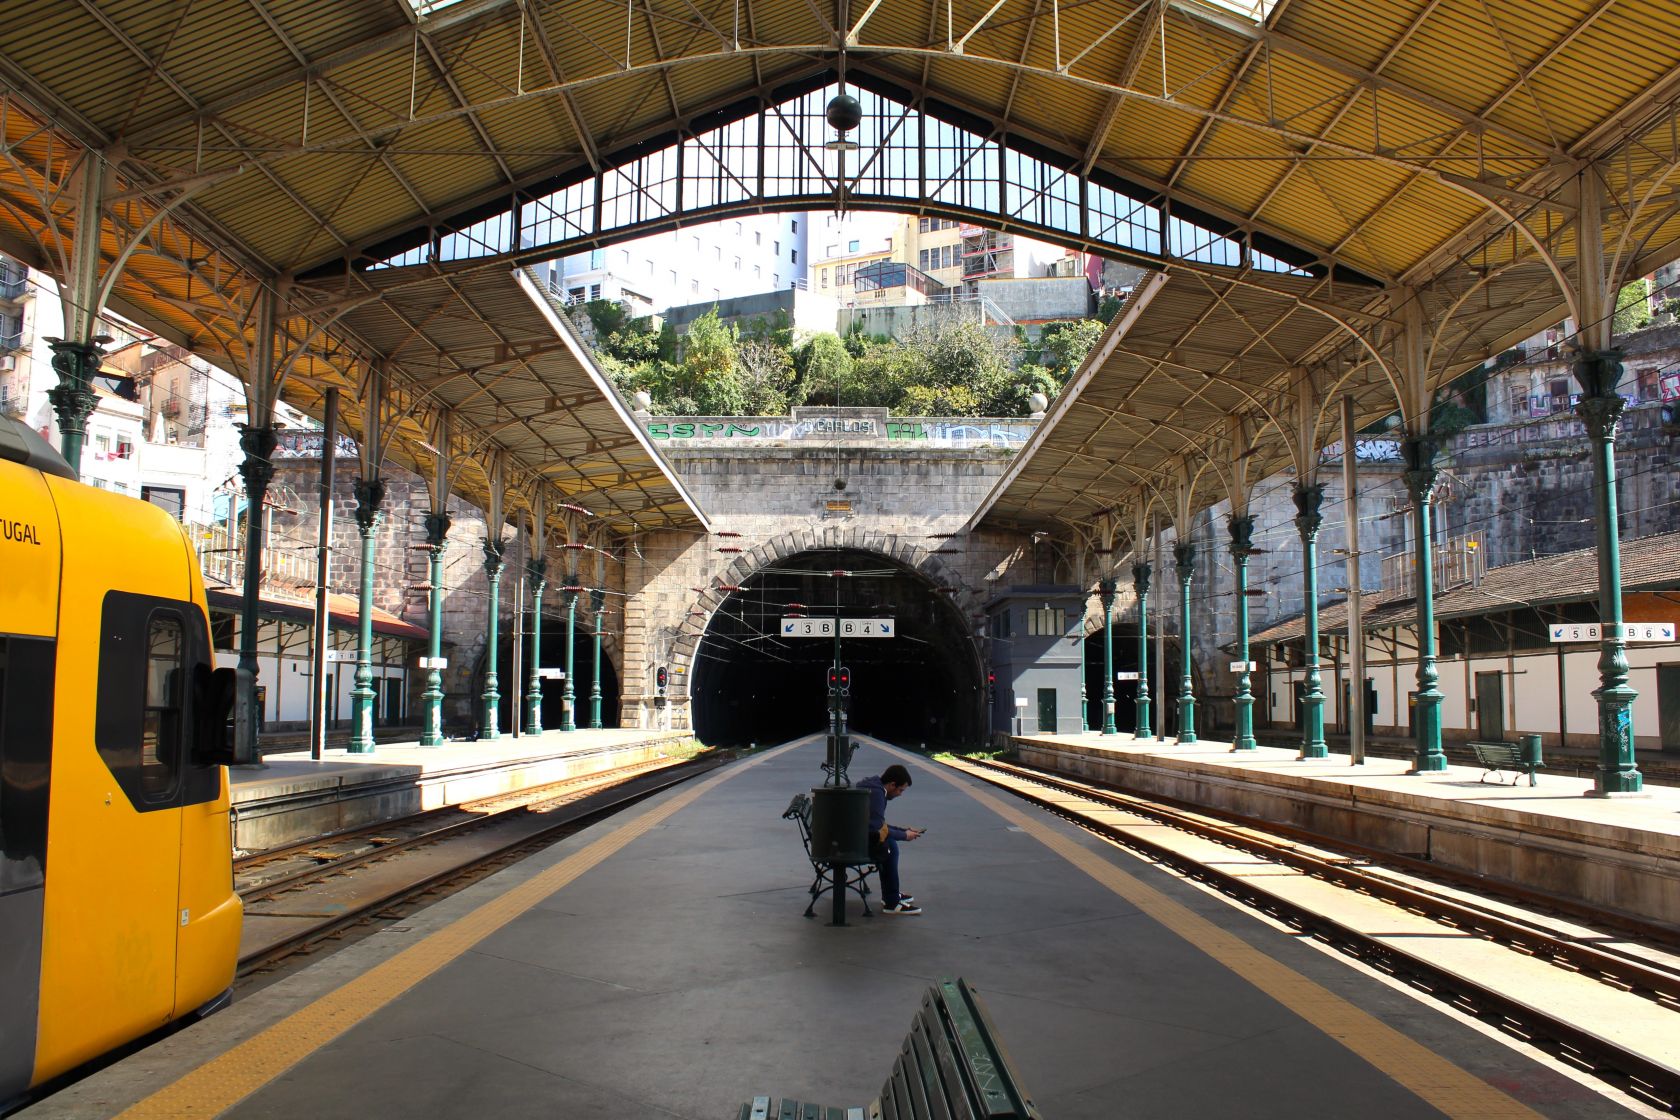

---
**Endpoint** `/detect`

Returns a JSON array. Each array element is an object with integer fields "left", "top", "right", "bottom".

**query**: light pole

[
  {"left": 1174, "top": 539, "right": 1197, "bottom": 744},
  {"left": 1228, "top": 515, "right": 1258, "bottom": 750},
  {"left": 1132, "top": 562, "right": 1153, "bottom": 739},
  {"left": 589, "top": 588, "right": 605, "bottom": 729},
  {"left": 1098, "top": 579, "right": 1117, "bottom": 735}
]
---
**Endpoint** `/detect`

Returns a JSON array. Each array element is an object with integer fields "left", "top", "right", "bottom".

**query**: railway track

[
  {"left": 235, "top": 755, "right": 722, "bottom": 977},
  {"left": 948, "top": 755, "right": 1680, "bottom": 1111}
]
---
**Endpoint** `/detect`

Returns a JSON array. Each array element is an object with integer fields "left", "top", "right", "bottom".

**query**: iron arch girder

[{"left": 299, "top": 72, "right": 1374, "bottom": 288}]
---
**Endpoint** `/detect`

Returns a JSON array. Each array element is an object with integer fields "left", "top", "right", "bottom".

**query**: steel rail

[
  {"left": 235, "top": 759, "right": 721, "bottom": 976},
  {"left": 234, "top": 756, "right": 685, "bottom": 901},
  {"left": 949, "top": 756, "right": 1680, "bottom": 1111}
]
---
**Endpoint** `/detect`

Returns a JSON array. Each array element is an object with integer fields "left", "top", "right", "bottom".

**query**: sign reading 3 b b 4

[
  {"left": 840, "top": 618, "right": 893, "bottom": 637},
  {"left": 780, "top": 617, "right": 895, "bottom": 637}
]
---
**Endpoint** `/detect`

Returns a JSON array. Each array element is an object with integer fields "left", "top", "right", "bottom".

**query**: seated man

[{"left": 858, "top": 764, "right": 925, "bottom": 915}]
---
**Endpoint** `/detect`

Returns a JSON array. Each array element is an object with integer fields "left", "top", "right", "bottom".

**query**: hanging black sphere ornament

[{"left": 826, "top": 93, "right": 862, "bottom": 133}]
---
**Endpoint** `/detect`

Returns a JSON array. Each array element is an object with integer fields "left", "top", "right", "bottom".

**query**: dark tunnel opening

[
  {"left": 1081, "top": 629, "right": 1183, "bottom": 735},
  {"left": 690, "top": 549, "right": 982, "bottom": 749},
  {"left": 487, "top": 612, "right": 621, "bottom": 732}
]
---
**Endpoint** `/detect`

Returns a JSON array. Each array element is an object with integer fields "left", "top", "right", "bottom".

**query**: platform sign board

[
  {"left": 537, "top": 668, "right": 567, "bottom": 679},
  {"left": 1228, "top": 660, "right": 1258, "bottom": 672},
  {"left": 840, "top": 618, "right": 894, "bottom": 637},
  {"left": 1549, "top": 622, "right": 1674, "bottom": 643},
  {"left": 417, "top": 656, "right": 448, "bottom": 669},
  {"left": 781, "top": 617, "right": 835, "bottom": 637},
  {"left": 1115, "top": 671, "right": 1140, "bottom": 681},
  {"left": 324, "top": 649, "right": 356, "bottom": 663}
]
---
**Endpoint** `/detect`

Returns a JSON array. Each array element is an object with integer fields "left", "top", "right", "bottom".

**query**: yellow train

[{"left": 1, "top": 417, "right": 242, "bottom": 1106}]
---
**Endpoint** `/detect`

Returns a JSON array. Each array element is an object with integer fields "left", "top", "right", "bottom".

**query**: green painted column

[
  {"left": 480, "top": 538, "right": 504, "bottom": 740},
  {"left": 1574, "top": 351, "right": 1644, "bottom": 795},
  {"left": 235, "top": 425, "right": 277, "bottom": 763},
  {"left": 525, "top": 559, "right": 547, "bottom": 734},
  {"left": 1099, "top": 579, "right": 1118, "bottom": 735},
  {"left": 1132, "top": 562, "right": 1153, "bottom": 739},
  {"left": 47, "top": 339, "right": 102, "bottom": 479},
  {"left": 1174, "top": 540, "right": 1197, "bottom": 744},
  {"left": 348, "top": 478, "right": 384, "bottom": 754},
  {"left": 1402, "top": 438, "right": 1447, "bottom": 772},
  {"left": 1228, "top": 515, "right": 1258, "bottom": 750},
  {"left": 1079, "top": 599, "right": 1089, "bottom": 733},
  {"left": 1293, "top": 483, "right": 1328, "bottom": 759},
  {"left": 420, "top": 511, "right": 451, "bottom": 747},
  {"left": 561, "top": 581, "right": 578, "bottom": 732},
  {"left": 589, "top": 589, "right": 605, "bottom": 729}
]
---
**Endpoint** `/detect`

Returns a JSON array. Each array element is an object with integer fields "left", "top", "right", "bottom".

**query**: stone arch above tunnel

[{"left": 668, "top": 530, "right": 986, "bottom": 749}]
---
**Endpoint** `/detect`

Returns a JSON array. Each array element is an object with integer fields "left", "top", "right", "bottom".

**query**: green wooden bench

[
  {"left": 737, "top": 978, "right": 1041, "bottom": 1119},
  {"left": 783, "top": 792, "right": 877, "bottom": 918},
  {"left": 1468, "top": 740, "right": 1539, "bottom": 786}
]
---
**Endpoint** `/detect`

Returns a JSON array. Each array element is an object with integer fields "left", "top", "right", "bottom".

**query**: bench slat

[
  {"left": 938, "top": 982, "right": 1018, "bottom": 1118},
  {"left": 908, "top": 1014, "right": 956, "bottom": 1120},
  {"left": 917, "top": 999, "right": 979, "bottom": 1120}
]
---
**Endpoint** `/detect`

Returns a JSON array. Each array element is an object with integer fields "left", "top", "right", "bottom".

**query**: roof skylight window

[
  {"left": 1191, "top": 0, "right": 1276, "bottom": 22},
  {"left": 403, "top": 0, "right": 474, "bottom": 19}
]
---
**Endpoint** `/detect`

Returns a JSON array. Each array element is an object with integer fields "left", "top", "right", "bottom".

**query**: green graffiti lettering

[
  {"left": 672, "top": 423, "right": 696, "bottom": 438},
  {"left": 647, "top": 422, "right": 669, "bottom": 439},
  {"left": 700, "top": 423, "right": 726, "bottom": 437},
  {"left": 726, "top": 425, "right": 761, "bottom": 437}
]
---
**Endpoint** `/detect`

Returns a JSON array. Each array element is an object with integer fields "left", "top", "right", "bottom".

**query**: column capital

[
  {"left": 423, "top": 510, "right": 452, "bottom": 548},
  {"left": 589, "top": 587, "right": 605, "bottom": 611},
  {"left": 1401, "top": 435, "right": 1439, "bottom": 506},
  {"left": 237, "top": 424, "right": 277, "bottom": 492},
  {"left": 1292, "top": 481, "right": 1325, "bottom": 541},
  {"left": 1572, "top": 348, "right": 1624, "bottom": 399},
  {"left": 1131, "top": 561, "right": 1152, "bottom": 596},
  {"left": 46, "top": 337, "right": 102, "bottom": 447},
  {"left": 1227, "top": 513, "right": 1255, "bottom": 556},
  {"left": 353, "top": 476, "right": 385, "bottom": 533},
  {"left": 1097, "top": 577, "right": 1117, "bottom": 607},
  {"left": 482, "top": 534, "right": 505, "bottom": 577},
  {"left": 527, "top": 555, "right": 548, "bottom": 583},
  {"left": 1575, "top": 390, "right": 1626, "bottom": 442},
  {"left": 1173, "top": 540, "right": 1195, "bottom": 577}
]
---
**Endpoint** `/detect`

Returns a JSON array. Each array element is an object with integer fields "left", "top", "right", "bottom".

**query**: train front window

[{"left": 141, "top": 615, "right": 184, "bottom": 799}]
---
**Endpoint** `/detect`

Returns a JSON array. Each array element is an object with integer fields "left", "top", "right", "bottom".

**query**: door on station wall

[
  {"left": 385, "top": 677, "right": 403, "bottom": 725},
  {"left": 1659, "top": 664, "right": 1680, "bottom": 753},
  {"left": 1037, "top": 688, "right": 1057, "bottom": 735},
  {"left": 1475, "top": 672, "right": 1505, "bottom": 740}
]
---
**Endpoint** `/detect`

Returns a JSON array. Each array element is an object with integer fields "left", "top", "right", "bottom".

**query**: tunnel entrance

[
  {"left": 487, "top": 613, "right": 621, "bottom": 733},
  {"left": 690, "top": 549, "right": 982, "bottom": 749},
  {"left": 1082, "top": 629, "right": 1185, "bottom": 735}
]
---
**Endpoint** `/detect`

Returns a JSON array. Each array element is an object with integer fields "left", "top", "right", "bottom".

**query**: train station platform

[
  {"left": 1013, "top": 731, "right": 1680, "bottom": 928},
  {"left": 230, "top": 728, "right": 693, "bottom": 852},
  {"left": 24, "top": 736, "right": 1653, "bottom": 1119}
]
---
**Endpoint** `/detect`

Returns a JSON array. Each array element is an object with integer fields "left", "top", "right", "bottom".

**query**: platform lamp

[{"left": 824, "top": 90, "right": 861, "bottom": 215}]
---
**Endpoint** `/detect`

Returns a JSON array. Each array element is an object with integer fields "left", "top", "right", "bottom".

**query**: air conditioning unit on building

[{"left": 0, "top": 355, "right": 15, "bottom": 372}]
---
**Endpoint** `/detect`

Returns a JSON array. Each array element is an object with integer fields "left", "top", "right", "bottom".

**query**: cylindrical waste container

[
  {"left": 808, "top": 786, "right": 871, "bottom": 864},
  {"left": 1521, "top": 733, "right": 1543, "bottom": 770}
]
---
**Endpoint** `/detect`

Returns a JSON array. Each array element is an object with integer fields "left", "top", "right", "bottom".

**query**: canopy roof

[{"left": 2, "top": 1, "right": 1678, "bottom": 539}]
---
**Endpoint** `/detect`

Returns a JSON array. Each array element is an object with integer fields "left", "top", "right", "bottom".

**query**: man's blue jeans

[{"left": 872, "top": 836, "right": 901, "bottom": 905}]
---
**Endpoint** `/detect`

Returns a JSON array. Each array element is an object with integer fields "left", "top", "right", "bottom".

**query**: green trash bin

[{"left": 808, "top": 786, "right": 871, "bottom": 864}]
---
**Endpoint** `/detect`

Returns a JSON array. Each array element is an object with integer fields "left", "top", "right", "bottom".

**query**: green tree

[
  {"left": 796, "top": 333, "right": 856, "bottom": 405},
  {"left": 1612, "top": 280, "right": 1651, "bottom": 335}
]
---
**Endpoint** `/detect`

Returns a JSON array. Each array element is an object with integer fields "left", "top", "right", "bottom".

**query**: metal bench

[
  {"left": 737, "top": 978, "right": 1042, "bottom": 1120},
  {"left": 1468, "top": 739, "right": 1540, "bottom": 786},
  {"left": 783, "top": 792, "right": 876, "bottom": 919}
]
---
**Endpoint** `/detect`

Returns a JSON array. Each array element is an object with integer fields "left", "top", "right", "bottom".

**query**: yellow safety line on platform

[
  {"left": 116, "top": 752, "right": 774, "bottom": 1119},
  {"left": 933, "top": 757, "right": 1547, "bottom": 1120}
]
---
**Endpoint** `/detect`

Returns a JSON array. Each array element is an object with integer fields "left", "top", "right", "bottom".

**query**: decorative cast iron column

[
  {"left": 235, "top": 425, "right": 277, "bottom": 762},
  {"left": 561, "top": 579, "right": 578, "bottom": 732},
  {"left": 1402, "top": 438, "right": 1446, "bottom": 772},
  {"left": 349, "top": 478, "right": 384, "bottom": 754},
  {"left": 589, "top": 589, "right": 605, "bottom": 729},
  {"left": 420, "top": 511, "right": 451, "bottom": 747},
  {"left": 1293, "top": 483, "right": 1328, "bottom": 759},
  {"left": 1228, "top": 515, "right": 1258, "bottom": 750},
  {"left": 1079, "top": 601, "right": 1089, "bottom": 732},
  {"left": 1132, "top": 562, "right": 1153, "bottom": 739},
  {"left": 1098, "top": 579, "right": 1118, "bottom": 735},
  {"left": 480, "top": 537, "right": 504, "bottom": 740},
  {"left": 47, "top": 339, "right": 102, "bottom": 479},
  {"left": 525, "top": 559, "right": 547, "bottom": 734},
  {"left": 1174, "top": 540, "right": 1197, "bottom": 743},
  {"left": 1574, "top": 350, "right": 1643, "bottom": 794}
]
